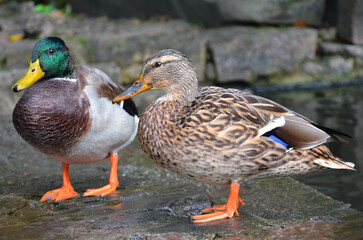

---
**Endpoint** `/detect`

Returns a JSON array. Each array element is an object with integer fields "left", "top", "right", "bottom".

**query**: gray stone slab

[
  {"left": 0, "top": 1, "right": 34, "bottom": 35},
  {"left": 209, "top": 0, "right": 326, "bottom": 26},
  {"left": 338, "top": 0, "right": 363, "bottom": 44},
  {"left": 318, "top": 28, "right": 337, "bottom": 41},
  {"left": 0, "top": 40, "right": 37, "bottom": 69},
  {"left": 68, "top": 0, "right": 221, "bottom": 28},
  {"left": 302, "top": 57, "right": 354, "bottom": 76},
  {"left": 0, "top": 69, "right": 26, "bottom": 115},
  {"left": 84, "top": 20, "right": 206, "bottom": 84},
  {"left": 320, "top": 42, "right": 363, "bottom": 58},
  {"left": 66, "top": 0, "right": 326, "bottom": 27},
  {"left": 204, "top": 27, "right": 317, "bottom": 83},
  {"left": 0, "top": 114, "right": 362, "bottom": 239}
]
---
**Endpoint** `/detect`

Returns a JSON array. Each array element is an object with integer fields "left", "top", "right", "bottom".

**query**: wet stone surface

[{"left": 0, "top": 112, "right": 362, "bottom": 239}]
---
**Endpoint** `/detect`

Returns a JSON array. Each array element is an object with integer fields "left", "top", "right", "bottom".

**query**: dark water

[{"left": 254, "top": 84, "right": 363, "bottom": 212}]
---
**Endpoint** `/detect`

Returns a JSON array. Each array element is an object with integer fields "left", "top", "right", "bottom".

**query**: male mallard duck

[
  {"left": 113, "top": 49, "right": 355, "bottom": 223},
  {"left": 12, "top": 37, "right": 138, "bottom": 202}
]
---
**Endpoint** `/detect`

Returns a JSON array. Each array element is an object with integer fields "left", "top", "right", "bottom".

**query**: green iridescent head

[{"left": 12, "top": 37, "right": 74, "bottom": 92}]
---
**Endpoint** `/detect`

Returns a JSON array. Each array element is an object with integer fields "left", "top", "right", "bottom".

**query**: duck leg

[
  {"left": 192, "top": 183, "right": 243, "bottom": 223},
  {"left": 201, "top": 195, "right": 244, "bottom": 214},
  {"left": 83, "top": 153, "right": 119, "bottom": 197},
  {"left": 40, "top": 163, "right": 79, "bottom": 202}
]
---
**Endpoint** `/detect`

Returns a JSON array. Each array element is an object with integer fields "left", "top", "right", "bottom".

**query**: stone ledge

[{"left": 0, "top": 115, "right": 361, "bottom": 239}]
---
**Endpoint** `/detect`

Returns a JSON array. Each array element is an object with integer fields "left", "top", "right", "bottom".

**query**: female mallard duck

[
  {"left": 113, "top": 49, "right": 355, "bottom": 223},
  {"left": 12, "top": 37, "right": 138, "bottom": 202}
]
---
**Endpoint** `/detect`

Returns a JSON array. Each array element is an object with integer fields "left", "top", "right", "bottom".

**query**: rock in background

[
  {"left": 338, "top": 0, "right": 363, "bottom": 44},
  {"left": 204, "top": 27, "right": 317, "bottom": 83},
  {"left": 209, "top": 0, "right": 326, "bottom": 26},
  {"left": 67, "top": 0, "right": 327, "bottom": 27},
  {"left": 67, "top": 0, "right": 222, "bottom": 27},
  {"left": 23, "top": 12, "right": 206, "bottom": 84}
]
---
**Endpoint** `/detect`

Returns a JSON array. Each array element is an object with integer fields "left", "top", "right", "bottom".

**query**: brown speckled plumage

[
  {"left": 114, "top": 49, "right": 355, "bottom": 222},
  {"left": 138, "top": 86, "right": 351, "bottom": 185}
]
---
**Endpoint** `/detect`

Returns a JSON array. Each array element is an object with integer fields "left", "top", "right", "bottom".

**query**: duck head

[
  {"left": 113, "top": 49, "right": 198, "bottom": 103},
  {"left": 12, "top": 37, "right": 74, "bottom": 92}
]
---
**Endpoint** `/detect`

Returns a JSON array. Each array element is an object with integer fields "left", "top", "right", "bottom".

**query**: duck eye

[
  {"left": 154, "top": 62, "right": 162, "bottom": 68},
  {"left": 48, "top": 48, "right": 55, "bottom": 54}
]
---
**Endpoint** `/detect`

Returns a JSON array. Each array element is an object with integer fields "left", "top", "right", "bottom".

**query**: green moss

[
  {"left": 77, "top": 37, "right": 86, "bottom": 46},
  {"left": 29, "top": 0, "right": 72, "bottom": 15},
  {"left": 0, "top": 202, "right": 46, "bottom": 228},
  {"left": 64, "top": 36, "right": 74, "bottom": 41},
  {"left": 34, "top": 4, "right": 56, "bottom": 14}
]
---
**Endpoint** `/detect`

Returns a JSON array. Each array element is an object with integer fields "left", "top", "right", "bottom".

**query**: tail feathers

[
  {"left": 311, "top": 123, "right": 352, "bottom": 143},
  {"left": 314, "top": 158, "right": 356, "bottom": 171}
]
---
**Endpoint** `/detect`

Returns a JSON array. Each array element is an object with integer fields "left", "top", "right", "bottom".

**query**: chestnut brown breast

[{"left": 12, "top": 78, "right": 91, "bottom": 156}]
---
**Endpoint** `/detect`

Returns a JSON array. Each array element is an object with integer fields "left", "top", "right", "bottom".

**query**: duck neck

[
  {"left": 164, "top": 73, "right": 199, "bottom": 103},
  {"left": 43, "top": 53, "right": 75, "bottom": 80}
]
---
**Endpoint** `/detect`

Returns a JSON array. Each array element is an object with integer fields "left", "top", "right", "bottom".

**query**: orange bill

[{"left": 113, "top": 74, "right": 152, "bottom": 103}]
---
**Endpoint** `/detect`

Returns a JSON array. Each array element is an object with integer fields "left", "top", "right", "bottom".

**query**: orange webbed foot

[
  {"left": 83, "top": 153, "right": 119, "bottom": 197},
  {"left": 192, "top": 211, "right": 236, "bottom": 223},
  {"left": 40, "top": 163, "right": 79, "bottom": 202},
  {"left": 40, "top": 185, "right": 79, "bottom": 202},
  {"left": 201, "top": 196, "right": 244, "bottom": 214},
  {"left": 192, "top": 183, "right": 243, "bottom": 223},
  {"left": 83, "top": 183, "right": 119, "bottom": 197}
]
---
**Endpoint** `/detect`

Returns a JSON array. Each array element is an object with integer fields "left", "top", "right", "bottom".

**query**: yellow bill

[{"left": 12, "top": 59, "right": 45, "bottom": 92}]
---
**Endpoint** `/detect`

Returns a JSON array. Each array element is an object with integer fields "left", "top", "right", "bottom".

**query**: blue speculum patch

[
  {"left": 263, "top": 129, "right": 289, "bottom": 148},
  {"left": 267, "top": 135, "right": 289, "bottom": 147}
]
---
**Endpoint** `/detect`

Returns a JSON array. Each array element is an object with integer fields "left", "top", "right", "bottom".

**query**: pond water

[{"left": 252, "top": 82, "right": 363, "bottom": 212}]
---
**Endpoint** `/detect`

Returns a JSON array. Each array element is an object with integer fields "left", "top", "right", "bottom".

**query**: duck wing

[
  {"left": 76, "top": 66, "right": 138, "bottom": 116},
  {"left": 76, "top": 66, "right": 122, "bottom": 99},
  {"left": 183, "top": 87, "right": 349, "bottom": 151}
]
